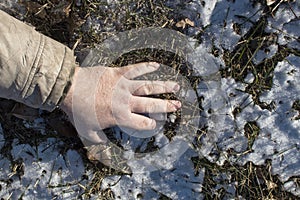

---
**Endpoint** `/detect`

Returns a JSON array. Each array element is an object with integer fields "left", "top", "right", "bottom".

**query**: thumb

[{"left": 78, "top": 129, "right": 108, "bottom": 145}]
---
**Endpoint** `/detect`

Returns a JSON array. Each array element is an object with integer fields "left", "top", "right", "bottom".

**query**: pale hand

[{"left": 61, "top": 62, "right": 181, "bottom": 144}]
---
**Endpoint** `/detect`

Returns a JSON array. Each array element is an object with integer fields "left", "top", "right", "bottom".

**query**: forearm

[{"left": 0, "top": 10, "right": 76, "bottom": 111}]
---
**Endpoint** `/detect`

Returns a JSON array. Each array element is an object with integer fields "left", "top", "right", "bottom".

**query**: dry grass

[
  {"left": 221, "top": 17, "right": 289, "bottom": 109},
  {"left": 192, "top": 157, "right": 298, "bottom": 199}
]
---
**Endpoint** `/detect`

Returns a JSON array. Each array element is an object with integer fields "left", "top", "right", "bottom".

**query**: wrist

[{"left": 60, "top": 66, "right": 80, "bottom": 120}]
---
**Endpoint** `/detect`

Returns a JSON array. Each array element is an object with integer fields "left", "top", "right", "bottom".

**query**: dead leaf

[
  {"left": 266, "top": 180, "right": 277, "bottom": 190},
  {"left": 176, "top": 18, "right": 195, "bottom": 29},
  {"left": 185, "top": 18, "right": 195, "bottom": 27},
  {"left": 176, "top": 19, "right": 186, "bottom": 28},
  {"left": 64, "top": 3, "right": 72, "bottom": 17},
  {"left": 86, "top": 144, "right": 112, "bottom": 166},
  {"left": 85, "top": 142, "right": 132, "bottom": 173}
]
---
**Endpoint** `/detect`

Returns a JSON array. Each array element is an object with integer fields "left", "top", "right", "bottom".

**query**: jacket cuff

[
  {"left": 23, "top": 35, "right": 77, "bottom": 112},
  {"left": 0, "top": 10, "right": 76, "bottom": 111},
  {"left": 42, "top": 47, "right": 76, "bottom": 111}
]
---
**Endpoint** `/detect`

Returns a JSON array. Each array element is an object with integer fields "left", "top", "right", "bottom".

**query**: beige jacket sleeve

[{"left": 0, "top": 10, "right": 76, "bottom": 111}]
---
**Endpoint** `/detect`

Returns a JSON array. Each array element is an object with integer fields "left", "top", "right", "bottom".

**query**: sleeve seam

[{"left": 22, "top": 34, "right": 45, "bottom": 98}]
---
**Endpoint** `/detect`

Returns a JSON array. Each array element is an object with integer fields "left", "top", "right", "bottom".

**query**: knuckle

[
  {"left": 140, "top": 118, "right": 155, "bottom": 130},
  {"left": 115, "top": 112, "right": 129, "bottom": 125},
  {"left": 146, "top": 101, "right": 157, "bottom": 113},
  {"left": 144, "top": 83, "right": 155, "bottom": 95}
]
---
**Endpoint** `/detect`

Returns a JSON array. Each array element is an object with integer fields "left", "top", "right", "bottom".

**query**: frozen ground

[{"left": 0, "top": 0, "right": 300, "bottom": 199}]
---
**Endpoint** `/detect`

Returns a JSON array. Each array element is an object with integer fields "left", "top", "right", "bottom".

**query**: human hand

[{"left": 60, "top": 62, "right": 181, "bottom": 144}]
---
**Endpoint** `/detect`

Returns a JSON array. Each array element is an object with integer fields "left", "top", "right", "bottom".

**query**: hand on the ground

[{"left": 60, "top": 62, "right": 181, "bottom": 143}]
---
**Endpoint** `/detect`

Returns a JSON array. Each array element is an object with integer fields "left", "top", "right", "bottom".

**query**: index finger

[{"left": 120, "top": 62, "right": 160, "bottom": 79}]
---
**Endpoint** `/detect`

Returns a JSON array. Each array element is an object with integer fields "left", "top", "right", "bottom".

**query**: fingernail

[
  {"left": 173, "top": 84, "right": 180, "bottom": 93},
  {"left": 172, "top": 100, "right": 182, "bottom": 110},
  {"left": 149, "top": 62, "right": 160, "bottom": 69}
]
